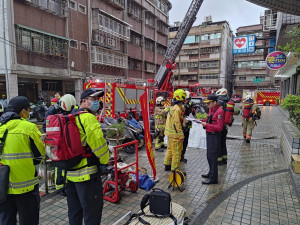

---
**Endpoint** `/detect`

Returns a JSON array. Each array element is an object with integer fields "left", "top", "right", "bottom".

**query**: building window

[
  {"left": 145, "top": 38, "right": 154, "bottom": 51},
  {"left": 70, "top": 40, "right": 78, "bottom": 49},
  {"left": 199, "top": 74, "right": 219, "bottom": 79},
  {"left": 78, "top": 4, "right": 86, "bottom": 14},
  {"left": 128, "top": 0, "right": 142, "bottom": 19},
  {"left": 80, "top": 42, "right": 88, "bottom": 51},
  {"left": 239, "top": 76, "right": 246, "bottom": 81},
  {"left": 145, "top": 62, "right": 155, "bottom": 73},
  {"left": 15, "top": 25, "right": 68, "bottom": 57},
  {"left": 69, "top": 0, "right": 77, "bottom": 10},
  {"left": 157, "top": 44, "right": 166, "bottom": 55},
  {"left": 130, "top": 32, "right": 141, "bottom": 46},
  {"left": 145, "top": 12, "right": 155, "bottom": 27}
]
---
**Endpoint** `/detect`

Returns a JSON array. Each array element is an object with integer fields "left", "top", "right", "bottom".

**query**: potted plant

[{"left": 106, "top": 121, "right": 125, "bottom": 146}]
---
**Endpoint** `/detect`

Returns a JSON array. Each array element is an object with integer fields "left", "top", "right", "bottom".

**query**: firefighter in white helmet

[
  {"left": 239, "top": 95, "right": 261, "bottom": 143},
  {"left": 154, "top": 96, "right": 169, "bottom": 152}
]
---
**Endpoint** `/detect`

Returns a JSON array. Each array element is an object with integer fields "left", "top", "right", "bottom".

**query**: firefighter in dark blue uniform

[{"left": 200, "top": 94, "right": 224, "bottom": 184}]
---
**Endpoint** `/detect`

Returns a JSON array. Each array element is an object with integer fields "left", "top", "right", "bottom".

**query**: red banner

[{"left": 140, "top": 90, "right": 156, "bottom": 180}]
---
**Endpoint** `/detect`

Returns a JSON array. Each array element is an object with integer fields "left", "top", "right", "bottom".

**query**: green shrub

[
  {"left": 234, "top": 107, "right": 240, "bottom": 115},
  {"left": 282, "top": 95, "right": 300, "bottom": 130},
  {"left": 106, "top": 122, "right": 125, "bottom": 138}
]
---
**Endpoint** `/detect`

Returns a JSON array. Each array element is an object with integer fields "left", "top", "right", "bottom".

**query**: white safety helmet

[
  {"left": 156, "top": 96, "right": 165, "bottom": 105},
  {"left": 216, "top": 88, "right": 228, "bottom": 96},
  {"left": 185, "top": 90, "right": 191, "bottom": 100},
  {"left": 59, "top": 94, "right": 76, "bottom": 112},
  {"left": 245, "top": 95, "right": 251, "bottom": 100}
]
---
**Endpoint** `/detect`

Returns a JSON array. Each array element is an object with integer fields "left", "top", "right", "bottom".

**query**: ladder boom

[{"left": 155, "top": 0, "right": 204, "bottom": 89}]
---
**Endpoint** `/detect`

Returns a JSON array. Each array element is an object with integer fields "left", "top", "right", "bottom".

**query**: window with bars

[
  {"left": 201, "top": 32, "right": 221, "bottom": 40},
  {"left": 237, "top": 61, "right": 266, "bottom": 69},
  {"left": 15, "top": 25, "right": 68, "bottom": 57},
  {"left": 199, "top": 74, "right": 219, "bottom": 79},
  {"left": 145, "top": 38, "right": 154, "bottom": 51},
  {"left": 199, "top": 60, "right": 219, "bottom": 68},
  {"left": 157, "top": 44, "right": 166, "bottom": 55},
  {"left": 145, "top": 12, "right": 155, "bottom": 27},
  {"left": 128, "top": 0, "right": 142, "bottom": 19},
  {"left": 200, "top": 47, "right": 220, "bottom": 54},
  {"left": 98, "top": 13, "right": 130, "bottom": 40},
  {"left": 130, "top": 32, "right": 141, "bottom": 46},
  {"left": 157, "top": 20, "right": 168, "bottom": 35},
  {"left": 239, "top": 76, "right": 246, "bottom": 81}
]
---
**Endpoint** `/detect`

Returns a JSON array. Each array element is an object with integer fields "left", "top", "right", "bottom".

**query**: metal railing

[{"left": 26, "top": 0, "right": 66, "bottom": 17}]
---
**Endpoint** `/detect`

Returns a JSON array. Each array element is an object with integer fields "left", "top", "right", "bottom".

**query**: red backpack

[
  {"left": 44, "top": 112, "right": 92, "bottom": 170},
  {"left": 224, "top": 100, "right": 235, "bottom": 126}
]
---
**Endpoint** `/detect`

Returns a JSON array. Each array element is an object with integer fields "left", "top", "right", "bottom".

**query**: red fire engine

[{"left": 255, "top": 91, "right": 280, "bottom": 106}]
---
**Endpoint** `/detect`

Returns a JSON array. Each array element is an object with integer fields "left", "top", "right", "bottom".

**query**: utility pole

[
  {"left": 197, "top": 24, "right": 202, "bottom": 83},
  {"left": 2, "top": 0, "right": 10, "bottom": 100}
]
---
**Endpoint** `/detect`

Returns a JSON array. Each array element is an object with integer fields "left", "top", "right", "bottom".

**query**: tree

[{"left": 279, "top": 27, "right": 300, "bottom": 59}]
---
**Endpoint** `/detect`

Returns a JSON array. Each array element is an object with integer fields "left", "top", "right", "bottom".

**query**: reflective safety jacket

[
  {"left": 67, "top": 110, "right": 109, "bottom": 182},
  {"left": 154, "top": 106, "right": 169, "bottom": 130},
  {"left": 0, "top": 113, "right": 45, "bottom": 194},
  {"left": 164, "top": 104, "right": 184, "bottom": 140}
]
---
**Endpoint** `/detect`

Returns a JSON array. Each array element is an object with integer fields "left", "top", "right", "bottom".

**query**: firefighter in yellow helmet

[
  {"left": 154, "top": 96, "right": 169, "bottom": 152},
  {"left": 164, "top": 89, "right": 186, "bottom": 171}
]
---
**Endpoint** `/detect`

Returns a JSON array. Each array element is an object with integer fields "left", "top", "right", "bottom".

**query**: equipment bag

[
  {"left": 224, "top": 100, "right": 235, "bottom": 126},
  {"left": 44, "top": 112, "right": 92, "bottom": 170},
  {"left": 0, "top": 129, "right": 9, "bottom": 203},
  {"left": 125, "top": 188, "right": 177, "bottom": 225}
]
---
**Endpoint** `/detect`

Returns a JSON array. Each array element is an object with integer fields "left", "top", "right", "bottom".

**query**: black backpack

[{"left": 125, "top": 188, "right": 177, "bottom": 225}]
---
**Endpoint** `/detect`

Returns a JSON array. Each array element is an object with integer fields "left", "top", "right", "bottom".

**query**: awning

[{"left": 16, "top": 24, "right": 69, "bottom": 41}]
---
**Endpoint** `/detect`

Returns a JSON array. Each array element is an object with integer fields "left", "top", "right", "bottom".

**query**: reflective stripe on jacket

[
  {"left": 164, "top": 104, "right": 184, "bottom": 139},
  {"left": 154, "top": 106, "right": 169, "bottom": 130},
  {"left": 0, "top": 119, "right": 45, "bottom": 194},
  {"left": 67, "top": 111, "right": 109, "bottom": 182}
]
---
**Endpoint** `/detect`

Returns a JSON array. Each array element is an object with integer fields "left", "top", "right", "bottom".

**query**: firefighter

[
  {"left": 181, "top": 90, "right": 194, "bottom": 163},
  {"left": 240, "top": 95, "right": 261, "bottom": 143},
  {"left": 154, "top": 96, "right": 169, "bottom": 152},
  {"left": 66, "top": 88, "right": 109, "bottom": 225},
  {"left": 164, "top": 89, "right": 186, "bottom": 172},
  {"left": 200, "top": 94, "right": 224, "bottom": 185},
  {"left": 216, "top": 88, "right": 230, "bottom": 165},
  {"left": 0, "top": 96, "right": 45, "bottom": 225}
]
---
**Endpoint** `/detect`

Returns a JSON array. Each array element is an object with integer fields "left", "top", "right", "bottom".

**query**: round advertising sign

[{"left": 265, "top": 51, "right": 287, "bottom": 70}]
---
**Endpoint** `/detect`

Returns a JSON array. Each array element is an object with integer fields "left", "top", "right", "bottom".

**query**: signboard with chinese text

[
  {"left": 265, "top": 51, "right": 287, "bottom": 70},
  {"left": 232, "top": 35, "right": 256, "bottom": 54}
]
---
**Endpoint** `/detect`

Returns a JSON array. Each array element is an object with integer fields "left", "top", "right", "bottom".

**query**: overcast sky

[{"left": 169, "top": 0, "right": 268, "bottom": 34}]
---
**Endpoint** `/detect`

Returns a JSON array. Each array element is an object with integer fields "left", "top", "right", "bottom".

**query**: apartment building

[
  {"left": 233, "top": 10, "right": 280, "bottom": 96},
  {"left": 0, "top": 0, "right": 171, "bottom": 103},
  {"left": 169, "top": 17, "right": 233, "bottom": 95}
]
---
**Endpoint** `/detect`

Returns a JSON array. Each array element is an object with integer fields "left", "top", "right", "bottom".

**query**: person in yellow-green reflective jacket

[
  {"left": 0, "top": 96, "right": 45, "bottom": 225},
  {"left": 66, "top": 88, "right": 109, "bottom": 225}
]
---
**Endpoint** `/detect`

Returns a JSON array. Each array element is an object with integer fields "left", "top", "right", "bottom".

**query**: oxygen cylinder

[
  {"left": 243, "top": 102, "right": 252, "bottom": 118},
  {"left": 225, "top": 100, "right": 235, "bottom": 125}
]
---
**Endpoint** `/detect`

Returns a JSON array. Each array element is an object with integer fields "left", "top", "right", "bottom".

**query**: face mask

[{"left": 89, "top": 101, "right": 100, "bottom": 112}]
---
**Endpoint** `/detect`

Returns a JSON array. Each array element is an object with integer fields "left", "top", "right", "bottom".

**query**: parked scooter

[
  {"left": 103, "top": 117, "right": 137, "bottom": 154},
  {"left": 30, "top": 102, "right": 48, "bottom": 122},
  {"left": 126, "top": 115, "right": 145, "bottom": 149}
]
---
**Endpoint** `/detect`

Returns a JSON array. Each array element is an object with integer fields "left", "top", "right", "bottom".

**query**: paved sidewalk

[{"left": 39, "top": 106, "right": 300, "bottom": 225}]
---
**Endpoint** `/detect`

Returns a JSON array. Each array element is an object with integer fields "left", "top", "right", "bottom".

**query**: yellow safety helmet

[{"left": 173, "top": 89, "right": 186, "bottom": 101}]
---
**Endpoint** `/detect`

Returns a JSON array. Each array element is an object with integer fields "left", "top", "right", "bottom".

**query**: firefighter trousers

[
  {"left": 164, "top": 137, "right": 183, "bottom": 170},
  {"left": 218, "top": 127, "right": 228, "bottom": 162},
  {"left": 181, "top": 129, "right": 190, "bottom": 160},
  {"left": 155, "top": 129, "right": 165, "bottom": 149},
  {"left": 66, "top": 172, "right": 103, "bottom": 225},
  {"left": 206, "top": 133, "right": 221, "bottom": 181},
  {"left": 242, "top": 119, "right": 255, "bottom": 140},
  {"left": 0, "top": 185, "right": 40, "bottom": 225}
]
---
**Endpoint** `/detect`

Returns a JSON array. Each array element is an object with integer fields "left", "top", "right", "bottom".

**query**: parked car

[{"left": 231, "top": 94, "right": 242, "bottom": 103}]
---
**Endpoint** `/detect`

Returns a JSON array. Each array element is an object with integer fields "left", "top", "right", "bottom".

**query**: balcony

[
  {"left": 104, "top": 0, "right": 125, "bottom": 10},
  {"left": 91, "top": 46, "right": 127, "bottom": 69},
  {"left": 24, "top": 0, "right": 66, "bottom": 17},
  {"left": 234, "top": 68, "right": 266, "bottom": 75}
]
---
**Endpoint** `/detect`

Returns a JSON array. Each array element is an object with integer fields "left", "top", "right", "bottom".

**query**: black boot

[
  {"left": 165, "top": 165, "right": 171, "bottom": 171},
  {"left": 246, "top": 139, "right": 250, "bottom": 143}
]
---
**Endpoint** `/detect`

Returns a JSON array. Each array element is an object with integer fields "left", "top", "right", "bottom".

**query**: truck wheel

[{"left": 264, "top": 102, "right": 270, "bottom": 106}]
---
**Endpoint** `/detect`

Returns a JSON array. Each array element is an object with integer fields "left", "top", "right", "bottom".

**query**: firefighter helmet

[
  {"left": 216, "top": 88, "right": 228, "bottom": 96},
  {"left": 156, "top": 96, "right": 165, "bottom": 105},
  {"left": 185, "top": 91, "right": 191, "bottom": 99},
  {"left": 173, "top": 89, "right": 186, "bottom": 101},
  {"left": 59, "top": 94, "right": 76, "bottom": 112}
]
